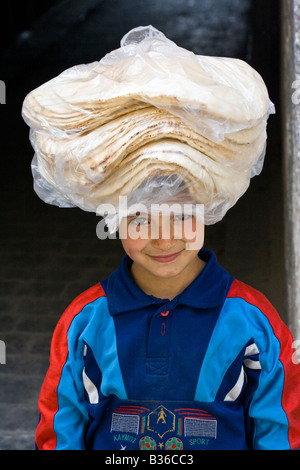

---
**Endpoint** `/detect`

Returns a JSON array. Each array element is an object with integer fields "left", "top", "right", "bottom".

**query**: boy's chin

[{"left": 146, "top": 264, "right": 186, "bottom": 279}]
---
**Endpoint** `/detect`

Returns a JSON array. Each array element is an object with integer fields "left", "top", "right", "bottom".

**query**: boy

[
  {"left": 35, "top": 206, "right": 300, "bottom": 450},
  {"left": 22, "top": 26, "right": 300, "bottom": 450}
]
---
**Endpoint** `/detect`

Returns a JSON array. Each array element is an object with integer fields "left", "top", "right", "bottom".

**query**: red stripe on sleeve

[
  {"left": 35, "top": 283, "right": 106, "bottom": 450},
  {"left": 227, "top": 279, "right": 300, "bottom": 449}
]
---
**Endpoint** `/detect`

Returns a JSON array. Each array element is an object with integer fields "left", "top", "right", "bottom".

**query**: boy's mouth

[{"left": 148, "top": 250, "right": 183, "bottom": 263}]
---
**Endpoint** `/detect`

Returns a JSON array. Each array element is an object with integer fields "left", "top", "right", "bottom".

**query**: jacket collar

[{"left": 101, "top": 249, "right": 233, "bottom": 316}]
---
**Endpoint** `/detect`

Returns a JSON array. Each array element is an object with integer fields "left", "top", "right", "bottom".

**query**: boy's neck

[{"left": 130, "top": 256, "right": 206, "bottom": 301}]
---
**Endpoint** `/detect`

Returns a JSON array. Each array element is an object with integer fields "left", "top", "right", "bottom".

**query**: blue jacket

[{"left": 36, "top": 249, "right": 300, "bottom": 450}]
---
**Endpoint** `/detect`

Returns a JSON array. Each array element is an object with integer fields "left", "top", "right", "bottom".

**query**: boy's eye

[
  {"left": 173, "top": 214, "right": 193, "bottom": 222},
  {"left": 130, "top": 216, "right": 149, "bottom": 226}
]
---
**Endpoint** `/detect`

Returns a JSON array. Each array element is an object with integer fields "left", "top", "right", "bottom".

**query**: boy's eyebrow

[{"left": 127, "top": 212, "right": 150, "bottom": 219}]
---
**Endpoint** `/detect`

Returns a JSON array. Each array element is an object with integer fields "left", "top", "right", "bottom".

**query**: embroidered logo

[
  {"left": 110, "top": 404, "right": 217, "bottom": 449},
  {"left": 111, "top": 405, "right": 149, "bottom": 435},
  {"left": 139, "top": 436, "right": 157, "bottom": 450},
  {"left": 147, "top": 405, "right": 176, "bottom": 438},
  {"left": 176, "top": 408, "right": 217, "bottom": 439}
]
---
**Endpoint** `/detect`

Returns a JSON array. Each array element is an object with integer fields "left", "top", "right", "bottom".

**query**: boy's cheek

[
  {"left": 179, "top": 219, "right": 205, "bottom": 251},
  {"left": 185, "top": 237, "right": 204, "bottom": 251},
  {"left": 120, "top": 237, "right": 148, "bottom": 260}
]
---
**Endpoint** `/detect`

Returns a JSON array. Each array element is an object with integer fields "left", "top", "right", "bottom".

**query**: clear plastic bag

[{"left": 22, "top": 25, "right": 275, "bottom": 229}]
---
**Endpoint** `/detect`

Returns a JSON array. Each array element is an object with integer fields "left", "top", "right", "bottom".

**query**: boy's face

[{"left": 119, "top": 212, "right": 204, "bottom": 281}]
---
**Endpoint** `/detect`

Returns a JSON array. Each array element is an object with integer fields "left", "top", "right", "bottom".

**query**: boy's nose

[
  {"left": 150, "top": 215, "right": 178, "bottom": 250},
  {"left": 151, "top": 236, "right": 177, "bottom": 251}
]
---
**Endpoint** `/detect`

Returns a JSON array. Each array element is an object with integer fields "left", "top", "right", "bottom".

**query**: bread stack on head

[{"left": 22, "top": 25, "right": 274, "bottom": 226}]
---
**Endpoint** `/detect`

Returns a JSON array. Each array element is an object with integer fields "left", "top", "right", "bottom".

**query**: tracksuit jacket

[{"left": 36, "top": 249, "right": 300, "bottom": 450}]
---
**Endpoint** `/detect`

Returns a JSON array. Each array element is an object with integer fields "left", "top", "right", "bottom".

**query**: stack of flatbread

[{"left": 22, "top": 26, "right": 274, "bottom": 224}]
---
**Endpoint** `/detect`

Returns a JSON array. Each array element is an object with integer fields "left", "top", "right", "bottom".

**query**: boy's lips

[{"left": 148, "top": 250, "right": 183, "bottom": 263}]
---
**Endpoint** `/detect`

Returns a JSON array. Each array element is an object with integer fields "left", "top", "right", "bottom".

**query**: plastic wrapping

[{"left": 22, "top": 25, "right": 275, "bottom": 229}]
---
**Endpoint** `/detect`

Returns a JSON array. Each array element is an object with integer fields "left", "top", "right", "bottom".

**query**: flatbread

[
  {"left": 22, "top": 26, "right": 274, "bottom": 225},
  {"left": 22, "top": 29, "right": 272, "bottom": 141}
]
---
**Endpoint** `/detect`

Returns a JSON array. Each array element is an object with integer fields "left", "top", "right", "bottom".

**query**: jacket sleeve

[
  {"left": 35, "top": 284, "right": 105, "bottom": 450},
  {"left": 250, "top": 317, "right": 300, "bottom": 450},
  {"left": 229, "top": 280, "right": 300, "bottom": 450}
]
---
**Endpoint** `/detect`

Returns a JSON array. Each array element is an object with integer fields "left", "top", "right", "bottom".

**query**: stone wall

[{"left": 281, "top": 0, "right": 300, "bottom": 338}]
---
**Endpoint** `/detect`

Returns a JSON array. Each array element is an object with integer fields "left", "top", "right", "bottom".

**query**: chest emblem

[
  {"left": 147, "top": 405, "right": 176, "bottom": 438},
  {"left": 110, "top": 403, "right": 218, "bottom": 449}
]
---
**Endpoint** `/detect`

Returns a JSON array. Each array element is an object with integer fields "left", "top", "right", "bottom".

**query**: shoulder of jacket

[
  {"left": 55, "top": 283, "right": 107, "bottom": 334},
  {"left": 226, "top": 278, "right": 285, "bottom": 332},
  {"left": 227, "top": 279, "right": 275, "bottom": 311}
]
